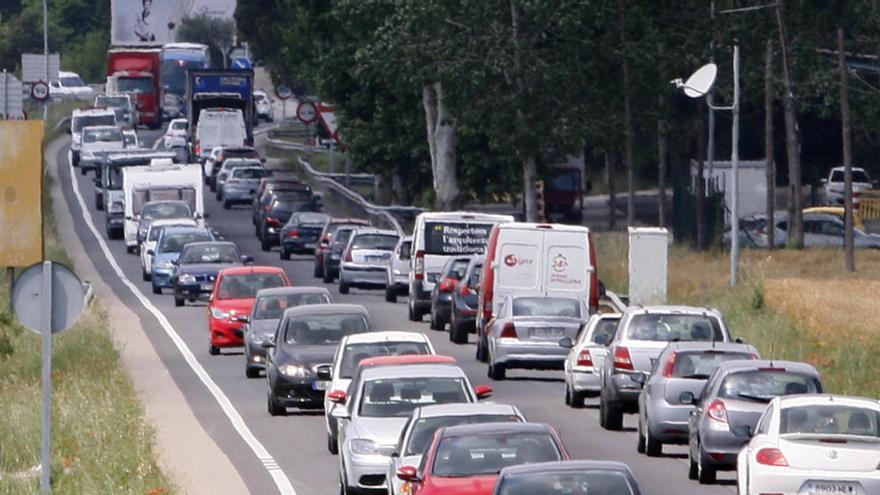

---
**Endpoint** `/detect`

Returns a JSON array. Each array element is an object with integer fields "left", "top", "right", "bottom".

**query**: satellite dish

[{"left": 681, "top": 63, "right": 717, "bottom": 98}]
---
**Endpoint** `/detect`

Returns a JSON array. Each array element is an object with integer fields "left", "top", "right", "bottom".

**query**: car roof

[
  {"left": 716, "top": 359, "right": 819, "bottom": 375},
  {"left": 181, "top": 241, "right": 236, "bottom": 249},
  {"left": 281, "top": 303, "right": 368, "bottom": 318},
  {"left": 500, "top": 460, "right": 634, "bottom": 478},
  {"left": 359, "top": 354, "right": 455, "bottom": 367},
  {"left": 414, "top": 402, "right": 520, "bottom": 419},
  {"left": 775, "top": 394, "right": 880, "bottom": 410},
  {"left": 145, "top": 199, "right": 189, "bottom": 206},
  {"left": 219, "top": 265, "right": 285, "bottom": 276},
  {"left": 150, "top": 219, "right": 196, "bottom": 228},
  {"left": 161, "top": 226, "right": 208, "bottom": 235},
  {"left": 342, "top": 331, "right": 428, "bottom": 345},
  {"left": 329, "top": 217, "right": 370, "bottom": 225},
  {"left": 441, "top": 422, "right": 551, "bottom": 438},
  {"left": 351, "top": 228, "right": 398, "bottom": 236},
  {"left": 255, "top": 286, "right": 330, "bottom": 298},
  {"left": 82, "top": 125, "right": 121, "bottom": 131},
  {"left": 830, "top": 166, "right": 866, "bottom": 173},
  {"left": 662, "top": 341, "right": 757, "bottom": 353},
  {"left": 497, "top": 222, "right": 590, "bottom": 233},
  {"left": 417, "top": 211, "right": 514, "bottom": 221},
  {"left": 361, "top": 363, "right": 465, "bottom": 381},
  {"left": 623, "top": 305, "right": 723, "bottom": 318}
]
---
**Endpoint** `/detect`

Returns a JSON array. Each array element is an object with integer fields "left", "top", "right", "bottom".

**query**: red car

[
  {"left": 208, "top": 266, "right": 291, "bottom": 354},
  {"left": 397, "top": 422, "right": 569, "bottom": 495}
]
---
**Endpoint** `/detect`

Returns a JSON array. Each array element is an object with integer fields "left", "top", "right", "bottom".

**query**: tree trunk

[
  {"left": 657, "top": 94, "right": 667, "bottom": 228},
  {"left": 696, "top": 117, "right": 706, "bottom": 250},
  {"left": 606, "top": 150, "right": 617, "bottom": 230},
  {"left": 776, "top": 0, "right": 803, "bottom": 248},
  {"left": 839, "top": 28, "right": 855, "bottom": 271},
  {"left": 509, "top": 0, "right": 537, "bottom": 222},
  {"left": 765, "top": 39, "right": 776, "bottom": 250},
  {"left": 422, "top": 82, "right": 459, "bottom": 210},
  {"left": 619, "top": 0, "right": 635, "bottom": 226}
]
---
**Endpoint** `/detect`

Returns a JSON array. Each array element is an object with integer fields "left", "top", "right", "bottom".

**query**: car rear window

[
  {"left": 423, "top": 221, "right": 494, "bottom": 255},
  {"left": 359, "top": 377, "right": 469, "bottom": 417},
  {"left": 626, "top": 314, "right": 723, "bottom": 342},
  {"left": 466, "top": 263, "right": 483, "bottom": 287},
  {"left": 232, "top": 168, "right": 267, "bottom": 179},
  {"left": 406, "top": 414, "right": 522, "bottom": 456},
  {"left": 283, "top": 314, "right": 369, "bottom": 345},
  {"left": 497, "top": 470, "right": 636, "bottom": 495},
  {"left": 589, "top": 318, "right": 619, "bottom": 344},
  {"left": 719, "top": 370, "right": 822, "bottom": 402},
  {"left": 217, "top": 273, "right": 286, "bottom": 299},
  {"left": 351, "top": 234, "right": 399, "bottom": 251},
  {"left": 431, "top": 432, "right": 561, "bottom": 477},
  {"left": 180, "top": 244, "right": 239, "bottom": 264},
  {"left": 780, "top": 405, "right": 880, "bottom": 437},
  {"left": 158, "top": 231, "right": 212, "bottom": 252},
  {"left": 671, "top": 351, "right": 755, "bottom": 379},
  {"left": 444, "top": 259, "right": 471, "bottom": 279},
  {"left": 513, "top": 297, "right": 580, "bottom": 318},
  {"left": 339, "top": 341, "right": 431, "bottom": 379},
  {"left": 253, "top": 292, "right": 331, "bottom": 319}
]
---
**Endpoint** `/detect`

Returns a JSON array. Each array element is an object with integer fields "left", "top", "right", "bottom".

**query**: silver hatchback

[
  {"left": 338, "top": 229, "right": 400, "bottom": 294},
  {"left": 561, "top": 313, "right": 621, "bottom": 408}
]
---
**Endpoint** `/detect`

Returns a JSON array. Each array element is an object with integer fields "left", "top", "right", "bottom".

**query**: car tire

[
  {"left": 407, "top": 299, "right": 422, "bottom": 322},
  {"left": 644, "top": 420, "right": 663, "bottom": 457},
  {"left": 323, "top": 270, "right": 334, "bottom": 284},
  {"left": 126, "top": 245, "right": 136, "bottom": 254},
  {"left": 261, "top": 238, "right": 271, "bottom": 252},
  {"left": 280, "top": 250, "right": 290, "bottom": 260},
  {"left": 327, "top": 433, "right": 338, "bottom": 455},
  {"left": 339, "top": 280, "right": 350, "bottom": 294},
  {"left": 209, "top": 343, "right": 220, "bottom": 355},
  {"left": 487, "top": 360, "right": 506, "bottom": 380},
  {"left": 222, "top": 199, "right": 230, "bottom": 209},
  {"left": 385, "top": 286, "right": 397, "bottom": 303},
  {"left": 450, "top": 319, "right": 468, "bottom": 344},
  {"left": 569, "top": 387, "right": 586, "bottom": 408},
  {"left": 476, "top": 333, "right": 488, "bottom": 362},
  {"left": 80, "top": 166, "right": 87, "bottom": 176},
  {"left": 697, "top": 445, "right": 717, "bottom": 484},
  {"left": 142, "top": 270, "right": 150, "bottom": 282},
  {"left": 637, "top": 423, "right": 647, "bottom": 454},
  {"left": 688, "top": 450, "right": 699, "bottom": 480},
  {"left": 429, "top": 307, "right": 443, "bottom": 330},
  {"left": 599, "top": 396, "right": 623, "bottom": 431},
  {"left": 245, "top": 366, "right": 260, "bottom": 379},
  {"left": 174, "top": 294, "right": 184, "bottom": 307},
  {"left": 314, "top": 263, "right": 323, "bottom": 278},
  {"left": 95, "top": 195, "right": 103, "bottom": 211},
  {"left": 267, "top": 392, "right": 286, "bottom": 416},
  {"left": 216, "top": 189, "right": 222, "bottom": 201},
  {"left": 209, "top": 180, "right": 216, "bottom": 193},
  {"left": 152, "top": 284, "right": 161, "bottom": 295}
]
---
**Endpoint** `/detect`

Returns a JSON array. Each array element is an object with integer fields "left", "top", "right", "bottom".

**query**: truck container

[
  {"left": 185, "top": 68, "right": 254, "bottom": 159},
  {"left": 107, "top": 48, "right": 162, "bottom": 128}
]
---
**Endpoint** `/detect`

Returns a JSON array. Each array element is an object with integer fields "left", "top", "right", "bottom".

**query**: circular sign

[
  {"left": 296, "top": 101, "right": 317, "bottom": 124},
  {"left": 275, "top": 85, "right": 293, "bottom": 100},
  {"left": 31, "top": 81, "right": 50, "bottom": 101},
  {"left": 12, "top": 262, "right": 85, "bottom": 335}
]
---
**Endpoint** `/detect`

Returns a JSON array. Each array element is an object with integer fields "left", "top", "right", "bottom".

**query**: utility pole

[
  {"left": 43, "top": 0, "right": 49, "bottom": 122},
  {"left": 838, "top": 28, "right": 855, "bottom": 272},
  {"left": 730, "top": 43, "right": 741, "bottom": 286},
  {"left": 765, "top": 39, "right": 775, "bottom": 250}
]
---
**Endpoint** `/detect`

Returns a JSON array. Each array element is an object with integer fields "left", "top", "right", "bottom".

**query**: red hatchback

[
  {"left": 208, "top": 266, "right": 291, "bottom": 354},
  {"left": 397, "top": 422, "right": 569, "bottom": 495}
]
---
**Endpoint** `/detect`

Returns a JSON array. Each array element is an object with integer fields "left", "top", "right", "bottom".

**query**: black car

[
  {"left": 172, "top": 241, "right": 251, "bottom": 306},
  {"left": 321, "top": 226, "right": 357, "bottom": 283},
  {"left": 280, "top": 212, "right": 331, "bottom": 259},
  {"left": 449, "top": 256, "right": 483, "bottom": 344},
  {"left": 429, "top": 256, "right": 473, "bottom": 331},
  {"left": 264, "top": 304, "right": 375, "bottom": 415},
  {"left": 258, "top": 196, "right": 318, "bottom": 252},
  {"left": 252, "top": 183, "right": 314, "bottom": 227}
]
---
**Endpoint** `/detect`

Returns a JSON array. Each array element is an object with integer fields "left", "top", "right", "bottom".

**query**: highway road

[{"left": 52, "top": 126, "right": 732, "bottom": 495}]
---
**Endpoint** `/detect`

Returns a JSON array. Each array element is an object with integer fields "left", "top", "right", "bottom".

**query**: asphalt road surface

[{"left": 53, "top": 127, "right": 733, "bottom": 495}]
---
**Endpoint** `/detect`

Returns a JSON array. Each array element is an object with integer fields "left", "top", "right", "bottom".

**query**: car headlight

[
  {"left": 210, "top": 307, "right": 229, "bottom": 320},
  {"left": 349, "top": 439, "right": 380, "bottom": 455},
  {"left": 393, "top": 269, "right": 402, "bottom": 275},
  {"left": 138, "top": 228, "right": 148, "bottom": 238},
  {"left": 280, "top": 364, "right": 307, "bottom": 378},
  {"left": 108, "top": 202, "right": 124, "bottom": 214},
  {"left": 249, "top": 332, "right": 266, "bottom": 344},
  {"left": 155, "top": 261, "right": 174, "bottom": 271},
  {"left": 330, "top": 253, "right": 340, "bottom": 260},
  {"left": 178, "top": 274, "right": 196, "bottom": 284}
]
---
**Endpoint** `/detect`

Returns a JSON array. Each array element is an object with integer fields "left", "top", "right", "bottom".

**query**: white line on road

[{"left": 66, "top": 161, "right": 298, "bottom": 495}]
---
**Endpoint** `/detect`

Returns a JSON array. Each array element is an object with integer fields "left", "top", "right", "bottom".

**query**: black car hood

[
  {"left": 276, "top": 344, "right": 337, "bottom": 369},
  {"left": 250, "top": 319, "right": 280, "bottom": 336}
]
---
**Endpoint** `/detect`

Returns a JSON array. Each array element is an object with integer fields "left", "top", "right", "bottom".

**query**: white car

[
  {"left": 323, "top": 331, "right": 435, "bottom": 454},
  {"left": 50, "top": 71, "right": 95, "bottom": 100},
  {"left": 822, "top": 166, "right": 874, "bottom": 205},
  {"left": 69, "top": 107, "right": 117, "bottom": 169},
  {"left": 139, "top": 218, "right": 197, "bottom": 281},
  {"left": 736, "top": 394, "right": 880, "bottom": 495},
  {"left": 163, "top": 118, "right": 188, "bottom": 148},
  {"left": 254, "top": 90, "right": 274, "bottom": 122},
  {"left": 77, "top": 125, "right": 126, "bottom": 175},
  {"left": 562, "top": 312, "right": 621, "bottom": 408}
]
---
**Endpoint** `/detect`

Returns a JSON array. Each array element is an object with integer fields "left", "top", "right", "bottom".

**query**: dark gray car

[{"left": 494, "top": 460, "right": 643, "bottom": 495}]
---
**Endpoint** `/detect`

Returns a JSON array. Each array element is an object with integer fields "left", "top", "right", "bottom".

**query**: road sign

[
  {"left": 275, "top": 85, "right": 292, "bottom": 100},
  {"left": 21, "top": 53, "right": 60, "bottom": 83},
  {"left": 31, "top": 81, "right": 50, "bottom": 101},
  {"left": 0, "top": 121, "right": 43, "bottom": 267},
  {"left": 297, "top": 101, "right": 317, "bottom": 124},
  {"left": 0, "top": 71, "right": 23, "bottom": 120}
]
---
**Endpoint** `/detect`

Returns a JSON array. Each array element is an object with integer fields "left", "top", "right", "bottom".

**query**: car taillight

[
  {"left": 459, "top": 283, "right": 475, "bottom": 297},
  {"left": 194, "top": 139, "right": 201, "bottom": 155},
  {"left": 756, "top": 448, "right": 788, "bottom": 467},
  {"left": 414, "top": 250, "right": 425, "bottom": 281},
  {"left": 500, "top": 322, "right": 517, "bottom": 339},
  {"left": 227, "top": 179, "right": 240, "bottom": 184},
  {"left": 576, "top": 350, "right": 593, "bottom": 367},
  {"left": 707, "top": 399, "right": 729, "bottom": 424},
  {"left": 344, "top": 249, "right": 353, "bottom": 262},
  {"left": 438, "top": 277, "right": 457, "bottom": 292},
  {"left": 265, "top": 217, "right": 280, "bottom": 226},
  {"left": 613, "top": 347, "right": 633, "bottom": 371},
  {"left": 287, "top": 229, "right": 299, "bottom": 238},
  {"left": 662, "top": 352, "right": 676, "bottom": 378}
]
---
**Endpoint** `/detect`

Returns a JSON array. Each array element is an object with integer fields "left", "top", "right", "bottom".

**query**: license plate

[
  {"left": 804, "top": 481, "right": 860, "bottom": 495},
  {"left": 201, "top": 283, "right": 214, "bottom": 291},
  {"left": 312, "top": 381, "right": 329, "bottom": 391},
  {"left": 531, "top": 327, "right": 564, "bottom": 338}
]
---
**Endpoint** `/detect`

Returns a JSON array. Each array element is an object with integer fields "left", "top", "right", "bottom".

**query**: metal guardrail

[
  {"left": 266, "top": 135, "right": 377, "bottom": 187},
  {"left": 603, "top": 290, "right": 629, "bottom": 313}
]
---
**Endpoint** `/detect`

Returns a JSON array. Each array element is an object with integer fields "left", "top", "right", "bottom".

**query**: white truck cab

[
  {"left": 69, "top": 107, "right": 117, "bottom": 168},
  {"left": 821, "top": 166, "right": 874, "bottom": 205}
]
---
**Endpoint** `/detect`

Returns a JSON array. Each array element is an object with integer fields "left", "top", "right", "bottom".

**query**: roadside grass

[{"left": 594, "top": 233, "right": 880, "bottom": 397}]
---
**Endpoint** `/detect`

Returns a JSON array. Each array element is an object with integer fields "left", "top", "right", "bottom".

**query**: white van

[
  {"left": 407, "top": 211, "right": 514, "bottom": 321},
  {"left": 69, "top": 107, "right": 117, "bottom": 168},
  {"left": 477, "top": 222, "right": 599, "bottom": 332},
  {"left": 193, "top": 108, "right": 247, "bottom": 162},
  {"left": 122, "top": 163, "right": 204, "bottom": 252}
]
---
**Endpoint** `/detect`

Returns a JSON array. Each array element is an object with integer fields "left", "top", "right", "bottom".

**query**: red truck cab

[{"left": 107, "top": 48, "right": 162, "bottom": 128}]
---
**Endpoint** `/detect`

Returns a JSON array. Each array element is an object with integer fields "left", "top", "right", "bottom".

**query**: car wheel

[
  {"left": 209, "top": 180, "right": 216, "bottom": 193},
  {"left": 327, "top": 433, "right": 338, "bottom": 455},
  {"left": 564, "top": 384, "right": 572, "bottom": 406},
  {"left": 174, "top": 294, "right": 184, "bottom": 307},
  {"left": 126, "top": 245, "right": 136, "bottom": 254},
  {"left": 688, "top": 448, "right": 699, "bottom": 480},
  {"left": 95, "top": 195, "right": 103, "bottom": 210},
  {"left": 476, "top": 333, "right": 488, "bottom": 362},
  {"left": 637, "top": 421, "right": 647, "bottom": 454},
  {"left": 209, "top": 342, "right": 220, "bottom": 355},
  {"left": 429, "top": 307, "right": 443, "bottom": 330},
  {"left": 314, "top": 263, "right": 323, "bottom": 278},
  {"left": 338, "top": 280, "right": 350, "bottom": 294},
  {"left": 570, "top": 388, "right": 586, "bottom": 409},
  {"left": 261, "top": 237, "right": 271, "bottom": 252},
  {"left": 245, "top": 366, "right": 260, "bottom": 379},
  {"left": 487, "top": 361, "right": 506, "bottom": 380},
  {"left": 323, "top": 269, "right": 334, "bottom": 284},
  {"left": 222, "top": 199, "right": 230, "bottom": 209},
  {"left": 450, "top": 318, "right": 468, "bottom": 344},
  {"left": 697, "top": 444, "right": 717, "bottom": 484},
  {"left": 280, "top": 250, "right": 290, "bottom": 260},
  {"left": 152, "top": 283, "right": 161, "bottom": 295},
  {"left": 267, "top": 392, "right": 286, "bottom": 416},
  {"left": 385, "top": 286, "right": 397, "bottom": 303},
  {"left": 408, "top": 299, "right": 422, "bottom": 322},
  {"left": 80, "top": 166, "right": 87, "bottom": 176},
  {"left": 142, "top": 270, "right": 150, "bottom": 282},
  {"left": 216, "top": 189, "right": 222, "bottom": 201},
  {"left": 599, "top": 396, "right": 623, "bottom": 431},
  {"left": 644, "top": 420, "right": 663, "bottom": 457}
]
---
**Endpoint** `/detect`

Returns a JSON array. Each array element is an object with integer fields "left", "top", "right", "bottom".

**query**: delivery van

[
  {"left": 407, "top": 211, "right": 514, "bottom": 321},
  {"left": 193, "top": 108, "right": 247, "bottom": 162}
]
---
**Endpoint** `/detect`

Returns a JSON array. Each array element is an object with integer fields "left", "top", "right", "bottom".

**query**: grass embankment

[
  {"left": 0, "top": 107, "right": 173, "bottom": 493},
  {"left": 594, "top": 234, "right": 880, "bottom": 397}
]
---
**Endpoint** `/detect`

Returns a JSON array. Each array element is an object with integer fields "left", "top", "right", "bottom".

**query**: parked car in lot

[
  {"left": 387, "top": 403, "right": 526, "bottom": 495},
  {"left": 207, "top": 266, "right": 291, "bottom": 355},
  {"left": 220, "top": 166, "right": 269, "bottom": 209},
  {"left": 338, "top": 228, "right": 400, "bottom": 294},
  {"left": 323, "top": 332, "right": 435, "bottom": 454},
  {"left": 172, "top": 241, "right": 250, "bottom": 307},
  {"left": 822, "top": 166, "right": 874, "bottom": 205},
  {"left": 139, "top": 219, "right": 197, "bottom": 281},
  {"left": 265, "top": 304, "right": 375, "bottom": 415},
  {"left": 395, "top": 422, "right": 568, "bottom": 495},
  {"left": 448, "top": 256, "right": 482, "bottom": 344},
  {"left": 314, "top": 218, "right": 370, "bottom": 279},
  {"left": 429, "top": 256, "right": 472, "bottom": 331},
  {"left": 736, "top": 395, "right": 880, "bottom": 495},
  {"left": 494, "top": 460, "right": 643, "bottom": 495},
  {"left": 485, "top": 295, "right": 587, "bottom": 380},
  {"left": 384, "top": 236, "right": 412, "bottom": 303},
  {"left": 136, "top": 200, "right": 195, "bottom": 250},
  {"left": 215, "top": 158, "right": 264, "bottom": 201},
  {"left": 329, "top": 358, "right": 493, "bottom": 494},
  {"left": 599, "top": 305, "right": 733, "bottom": 431},
  {"left": 243, "top": 287, "right": 333, "bottom": 378},
  {"left": 280, "top": 212, "right": 330, "bottom": 259},
  {"left": 686, "top": 359, "right": 823, "bottom": 484},
  {"left": 749, "top": 212, "right": 880, "bottom": 249},
  {"left": 321, "top": 226, "right": 357, "bottom": 283},
  {"left": 561, "top": 312, "right": 621, "bottom": 407},
  {"left": 636, "top": 341, "right": 759, "bottom": 457},
  {"left": 148, "top": 226, "right": 214, "bottom": 294}
]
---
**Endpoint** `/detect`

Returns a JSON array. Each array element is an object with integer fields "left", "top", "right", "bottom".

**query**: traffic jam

[{"left": 62, "top": 43, "right": 880, "bottom": 495}]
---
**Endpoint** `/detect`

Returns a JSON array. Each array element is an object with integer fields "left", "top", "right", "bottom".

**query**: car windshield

[
  {"left": 232, "top": 168, "right": 266, "bottom": 179},
  {"left": 780, "top": 405, "right": 880, "bottom": 437},
  {"left": 406, "top": 415, "right": 521, "bottom": 456},
  {"left": 445, "top": 259, "right": 471, "bottom": 279},
  {"left": 283, "top": 314, "right": 369, "bottom": 345},
  {"left": 253, "top": 292, "right": 331, "bottom": 319},
  {"left": 117, "top": 77, "right": 153, "bottom": 94},
  {"left": 351, "top": 234, "right": 399, "bottom": 251},
  {"left": 513, "top": 297, "right": 581, "bottom": 318},
  {"left": 497, "top": 471, "right": 636, "bottom": 495},
  {"left": 626, "top": 314, "right": 723, "bottom": 342},
  {"left": 431, "top": 432, "right": 561, "bottom": 477},
  {"left": 157, "top": 231, "right": 212, "bottom": 253},
  {"left": 73, "top": 115, "right": 116, "bottom": 132},
  {"left": 143, "top": 202, "right": 191, "bottom": 220},
  {"left": 216, "top": 273, "right": 286, "bottom": 299},
  {"left": 719, "top": 370, "right": 822, "bottom": 402},
  {"left": 289, "top": 213, "right": 328, "bottom": 226},
  {"left": 359, "top": 377, "right": 469, "bottom": 418},
  {"left": 339, "top": 342, "right": 431, "bottom": 379},
  {"left": 588, "top": 318, "right": 619, "bottom": 344},
  {"left": 83, "top": 127, "right": 123, "bottom": 143},
  {"left": 179, "top": 244, "right": 239, "bottom": 264},
  {"left": 148, "top": 223, "right": 190, "bottom": 241},
  {"left": 333, "top": 229, "right": 354, "bottom": 245},
  {"left": 171, "top": 121, "right": 187, "bottom": 130},
  {"left": 466, "top": 263, "right": 483, "bottom": 286},
  {"left": 223, "top": 160, "right": 260, "bottom": 171},
  {"left": 97, "top": 96, "right": 128, "bottom": 108},
  {"left": 550, "top": 169, "right": 580, "bottom": 192},
  {"left": 671, "top": 351, "right": 755, "bottom": 379},
  {"left": 60, "top": 75, "right": 85, "bottom": 86}
]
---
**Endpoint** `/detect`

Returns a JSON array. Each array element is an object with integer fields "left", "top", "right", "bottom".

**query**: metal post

[
  {"left": 43, "top": 0, "right": 49, "bottom": 123},
  {"left": 329, "top": 143, "right": 336, "bottom": 174},
  {"left": 730, "top": 44, "right": 741, "bottom": 286},
  {"left": 40, "top": 261, "right": 53, "bottom": 492},
  {"left": 6, "top": 267, "right": 13, "bottom": 311},
  {"left": 3, "top": 69, "right": 7, "bottom": 118},
  {"left": 707, "top": 0, "right": 716, "bottom": 179}
]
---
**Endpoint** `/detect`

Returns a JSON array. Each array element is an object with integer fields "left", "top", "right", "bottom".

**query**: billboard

[
  {"left": 111, "top": 0, "right": 237, "bottom": 46},
  {"left": 0, "top": 121, "right": 44, "bottom": 267}
]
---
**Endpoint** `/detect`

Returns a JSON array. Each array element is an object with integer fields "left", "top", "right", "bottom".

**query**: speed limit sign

[{"left": 31, "top": 81, "right": 50, "bottom": 101}]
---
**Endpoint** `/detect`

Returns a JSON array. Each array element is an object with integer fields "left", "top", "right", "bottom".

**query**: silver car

[
  {"left": 220, "top": 166, "right": 269, "bottom": 209},
  {"left": 384, "top": 236, "right": 412, "bottom": 303},
  {"left": 636, "top": 341, "right": 759, "bottom": 456},
  {"left": 487, "top": 295, "right": 587, "bottom": 380},
  {"left": 331, "top": 362, "right": 491, "bottom": 494},
  {"left": 686, "top": 359, "right": 823, "bottom": 484},
  {"left": 242, "top": 287, "right": 333, "bottom": 378},
  {"left": 338, "top": 228, "right": 400, "bottom": 294},
  {"left": 599, "top": 305, "right": 734, "bottom": 431},
  {"left": 215, "top": 158, "right": 263, "bottom": 200},
  {"left": 386, "top": 403, "right": 526, "bottom": 495},
  {"left": 561, "top": 313, "right": 621, "bottom": 408}
]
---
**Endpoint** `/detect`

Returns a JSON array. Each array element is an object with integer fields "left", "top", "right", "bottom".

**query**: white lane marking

[{"left": 66, "top": 160, "right": 298, "bottom": 495}]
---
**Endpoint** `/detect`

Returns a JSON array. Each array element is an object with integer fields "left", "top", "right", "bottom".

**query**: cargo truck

[
  {"left": 185, "top": 69, "right": 254, "bottom": 160},
  {"left": 107, "top": 48, "right": 162, "bottom": 128}
]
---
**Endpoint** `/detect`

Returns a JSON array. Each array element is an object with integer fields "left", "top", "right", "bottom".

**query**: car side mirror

[
  {"left": 630, "top": 373, "right": 647, "bottom": 386},
  {"left": 679, "top": 391, "right": 697, "bottom": 405},
  {"left": 241, "top": 255, "right": 254, "bottom": 264},
  {"left": 261, "top": 340, "right": 275, "bottom": 349},
  {"left": 558, "top": 337, "right": 574, "bottom": 349},
  {"left": 235, "top": 315, "right": 249, "bottom": 323},
  {"left": 327, "top": 390, "right": 347, "bottom": 405},
  {"left": 316, "top": 365, "right": 332, "bottom": 381},
  {"left": 734, "top": 337, "right": 746, "bottom": 344},
  {"left": 396, "top": 466, "right": 420, "bottom": 483},
  {"left": 820, "top": 178, "right": 828, "bottom": 185},
  {"left": 146, "top": 249, "right": 154, "bottom": 256},
  {"left": 474, "top": 384, "right": 493, "bottom": 400},
  {"left": 732, "top": 425, "right": 753, "bottom": 438}
]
